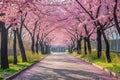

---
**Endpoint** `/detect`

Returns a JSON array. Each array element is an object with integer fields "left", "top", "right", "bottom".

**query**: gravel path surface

[{"left": 13, "top": 53, "right": 118, "bottom": 80}]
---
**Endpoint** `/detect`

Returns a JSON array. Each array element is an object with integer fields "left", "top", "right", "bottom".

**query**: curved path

[{"left": 13, "top": 53, "right": 117, "bottom": 80}]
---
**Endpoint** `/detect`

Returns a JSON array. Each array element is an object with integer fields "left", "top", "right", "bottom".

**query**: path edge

[
  {"left": 70, "top": 54, "right": 120, "bottom": 79},
  {"left": 92, "top": 63, "right": 120, "bottom": 79},
  {"left": 5, "top": 55, "right": 49, "bottom": 80}
]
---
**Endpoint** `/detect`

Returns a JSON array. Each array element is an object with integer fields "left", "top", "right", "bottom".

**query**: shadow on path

[{"left": 13, "top": 53, "right": 117, "bottom": 80}]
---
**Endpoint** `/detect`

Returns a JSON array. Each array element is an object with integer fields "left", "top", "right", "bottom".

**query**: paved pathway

[{"left": 13, "top": 53, "right": 117, "bottom": 80}]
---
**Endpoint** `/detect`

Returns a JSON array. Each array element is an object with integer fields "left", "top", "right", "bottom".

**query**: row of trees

[
  {"left": 65, "top": 0, "right": 120, "bottom": 63},
  {"left": 0, "top": 0, "right": 120, "bottom": 69},
  {"left": 0, "top": 0, "right": 56, "bottom": 69}
]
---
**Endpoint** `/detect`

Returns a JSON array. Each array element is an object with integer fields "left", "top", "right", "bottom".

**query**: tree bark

[
  {"left": 68, "top": 45, "right": 71, "bottom": 53},
  {"left": 35, "top": 42, "right": 39, "bottom": 54},
  {"left": 45, "top": 45, "right": 50, "bottom": 54},
  {"left": 77, "top": 40, "right": 80, "bottom": 54},
  {"left": 16, "top": 28, "right": 27, "bottom": 62},
  {"left": 48, "top": 45, "right": 51, "bottom": 54},
  {"left": 13, "top": 30, "right": 17, "bottom": 64},
  {"left": 84, "top": 37, "right": 87, "bottom": 55},
  {"left": 77, "top": 37, "right": 82, "bottom": 54},
  {"left": 70, "top": 44, "right": 73, "bottom": 53},
  {"left": 97, "top": 29, "right": 102, "bottom": 58},
  {"left": 86, "top": 37, "right": 91, "bottom": 54},
  {"left": 102, "top": 31, "right": 111, "bottom": 63},
  {"left": 0, "top": 21, "right": 9, "bottom": 69},
  {"left": 35, "top": 34, "right": 39, "bottom": 53},
  {"left": 45, "top": 45, "right": 48, "bottom": 54},
  {"left": 40, "top": 42, "right": 45, "bottom": 54},
  {"left": 31, "top": 37, "right": 35, "bottom": 53}
]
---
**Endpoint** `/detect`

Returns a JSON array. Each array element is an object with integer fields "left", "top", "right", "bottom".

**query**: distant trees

[
  {"left": 39, "top": 26, "right": 56, "bottom": 54},
  {"left": 24, "top": 20, "right": 38, "bottom": 53},
  {"left": 64, "top": 25, "right": 83, "bottom": 54}
]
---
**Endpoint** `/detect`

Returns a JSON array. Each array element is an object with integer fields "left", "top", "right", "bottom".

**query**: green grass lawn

[
  {"left": 72, "top": 50, "right": 120, "bottom": 74},
  {"left": 0, "top": 51, "right": 47, "bottom": 80}
]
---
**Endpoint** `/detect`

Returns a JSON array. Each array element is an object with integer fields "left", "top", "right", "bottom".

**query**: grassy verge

[
  {"left": 0, "top": 51, "right": 47, "bottom": 80},
  {"left": 72, "top": 50, "right": 120, "bottom": 74}
]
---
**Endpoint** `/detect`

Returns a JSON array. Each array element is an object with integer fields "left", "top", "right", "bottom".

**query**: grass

[
  {"left": 72, "top": 50, "right": 120, "bottom": 74},
  {"left": 0, "top": 51, "right": 47, "bottom": 80}
]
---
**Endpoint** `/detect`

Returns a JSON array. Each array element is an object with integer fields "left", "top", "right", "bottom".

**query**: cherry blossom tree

[
  {"left": 0, "top": 0, "right": 33, "bottom": 69},
  {"left": 75, "top": 0, "right": 115, "bottom": 62},
  {"left": 0, "top": 0, "right": 119, "bottom": 70}
]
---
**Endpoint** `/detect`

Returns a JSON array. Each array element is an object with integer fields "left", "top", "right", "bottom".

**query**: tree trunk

[
  {"left": 72, "top": 41, "right": 75, "bottom": 51},
  {"left": 44, "top": 42, "right": 47, "bottom": 54},
  {"left": 68, "top": 45, "right": 71, "bottom": 53},
  {"left": 31, "top": 37, "right": 35, "bottom": 53},
  {"left": 102, "top": 32, "right": 111, "bottom": 63},
  {"left": 97, "top": 29, "right": 102, "bottom": 58},
  {"left": 86, "top": 37, "right": 91, "bottom": 54},
  {"left": 113, "top": 0, "right": 120, "bottom": 35},
  {"left": 45, "top": 45, "right": 49, "bottom": 54},
  {"left": 44, "top": 44, "right": 47, "bottom": 54},
  {"left": 47, "top": 45, "right": 50, "bottom": 54},
  {"left": 45, "top": 45, "right": 48, "bottom": 54},
  {"left": 77, "top": 38, "right": 82, "bottom": 54},
  {"left": 70, "top": 45, "right": 73, "bottom": 53},
  {"left": 35, "top": 34, "right": 39, "bottom": 53},
  {"left": 16, "top": 28, "right": 27, "bottom": 62},
  {"left": 35, "top": 42, "right": 39, "bottom": 54},
  {"left": 77, "top": 40, "right": 79, "bottom": 53},
  {"left": 0, "top": 21, "right": 9, "bottom": 69},
  {"left": 13, "top": 30, "right": 17, "bottom": 64},
  {"left": 40, "top": 43, "right": 45, "bottom": 54},
  {"left": 84, "top": 37, "right": 87, "bottom": 55}
]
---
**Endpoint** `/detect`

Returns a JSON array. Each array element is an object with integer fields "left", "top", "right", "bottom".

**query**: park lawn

[
  {"left": 72, "top": 50, "right": 120, "bottom": 74},
  {"left": 0, "top": 51, "right": 47, "bottom": 80}
]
